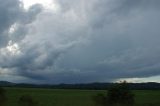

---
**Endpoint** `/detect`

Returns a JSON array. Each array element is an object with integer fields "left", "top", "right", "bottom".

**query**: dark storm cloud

[
  {"left": 1, "top": 0, "right": 160, "bottom": 83},
  {"left": 0, "top": 0, "right": 42, "bottom": 47},
  {"left": 0, "top": 0, "right": 22, "bottom": 47},
  {"left": 51, "top": 0, "right": 160, "bottom": 83}
]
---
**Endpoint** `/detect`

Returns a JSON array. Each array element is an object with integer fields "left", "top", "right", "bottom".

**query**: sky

[{"left": 0, "top": 0, "right": 160, "bottom": 84}]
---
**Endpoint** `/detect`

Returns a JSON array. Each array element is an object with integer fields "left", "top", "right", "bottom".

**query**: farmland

[{"left": 4, "top": 88, "right": 160, "bottom": 106}]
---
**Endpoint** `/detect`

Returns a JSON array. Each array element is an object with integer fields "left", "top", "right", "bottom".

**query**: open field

[{"left": 4, "top": 87, "right": 160, "bottom": 106}]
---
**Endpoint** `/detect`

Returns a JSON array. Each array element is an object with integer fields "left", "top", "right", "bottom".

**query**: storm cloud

[{"left": 0, "top": 0, "right": 160, "bottom": 84}]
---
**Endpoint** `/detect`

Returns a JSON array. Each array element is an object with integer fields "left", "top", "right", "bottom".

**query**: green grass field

[{"left": 4, "top": 87, "right": 160, "bottom": 106}]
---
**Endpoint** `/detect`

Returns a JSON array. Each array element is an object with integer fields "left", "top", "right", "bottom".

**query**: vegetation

[
  {"left": 107, "top": 81, "right": 135, "bottom": 106},
  {"left": 93, "top": 81, "right": 135, "bottom": 106},
  {"left": 93, "top": 93, "right": 106, "bottom": 106},
  {"left": 0, "top": 87, "right": 7, "bottom": 106},
  {"left": 18, "top": 95, "right": 39, "bottom": 106},
  {"left": 0, "top": 87, "right": 159, "bottom": 106}
]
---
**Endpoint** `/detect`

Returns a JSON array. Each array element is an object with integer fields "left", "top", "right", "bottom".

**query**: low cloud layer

[{"left": 0, "top": 0, "right": 160, "bottom": 84}]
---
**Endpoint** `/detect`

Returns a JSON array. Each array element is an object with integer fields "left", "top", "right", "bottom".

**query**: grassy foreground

[{"left": 4, "top": 87, "right": 160, "bottom": 106}]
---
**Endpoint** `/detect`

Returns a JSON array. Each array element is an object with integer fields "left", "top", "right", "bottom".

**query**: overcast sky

[{"left": 0, "top": 0, "right": 160, "bottom": 84}]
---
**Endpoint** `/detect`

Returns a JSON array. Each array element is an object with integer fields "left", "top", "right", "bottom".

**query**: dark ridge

[
  {"left": 0, "top": 81, "right": 160, "bottom": 90},
  {"left": 0, "top": 81, "right": 15, "bottom": 86}
]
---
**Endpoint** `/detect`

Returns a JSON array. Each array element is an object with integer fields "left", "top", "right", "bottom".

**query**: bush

[
  {"left": 107, "top": 81, "right": 135, "bottom": 106},
  {"left": 93, "top": 81, "right": 135, "bottom": 106},
  {"left": 18, "top": 95, "right": 39, "bottom": 106},
  {"left": 0, "top": 87, "right": 7, "bottom": 106}
]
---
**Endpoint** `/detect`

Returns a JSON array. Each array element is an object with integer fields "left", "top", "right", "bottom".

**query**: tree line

[{"left": 1, "top": 81, "right": 160, "bottom": 90}]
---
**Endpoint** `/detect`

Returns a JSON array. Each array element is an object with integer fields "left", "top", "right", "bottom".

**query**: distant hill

[
  {"left": 0, "top": 81, "right": 160, "bottom": 90},
  {"left": 0, "top": 81, "right": 15, "bottom": 86}
]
